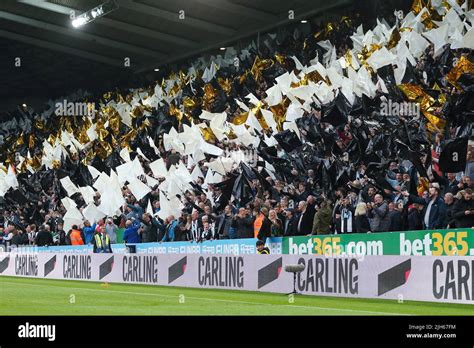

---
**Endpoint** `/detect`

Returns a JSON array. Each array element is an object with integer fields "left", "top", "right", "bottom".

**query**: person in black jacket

[
  {"left": 257, "top": 207, "right": 272, "bottom": 241},
  {"left": 306, "top": 195, "right": 317, "bottom": 223},
  {"left": 17, "top": 229, "right": 29, "bottom": 245},
  {"left": 296, "top": 182, "right": 311, "bottom": 201},
  {"left": 295, "top": 201, "right": 314, "bottom": 235},
  {"left": 432, "top": 170, "right": 459, "bottom": 196},
  {"left": 387, "top": 202, "right": 403, "bottom": 232},
  {"left": 215, "top": 205, "right": 234, "bottom": 239},
  {"left": 446, "top": 173, "right": 460, "bottom": 194},
  {"left": 174, "top": 214, "right": 191, "bottom": 241},
  {"left": 444, "top": 192, "right": 456, "bottom": 228},
  {"left": 231, "top": 208, "right": 253, "bottom": 239},
  {"left": 56, "top": 223, "right": 68, "bottom": 245},
  {"left": 283, "top": 209, "right": 298, "bottom": 236},
  {"left": 402, "top": 184, "right": 447, "bottom": 229},
  {"left": 35, "top": 225, "right": 54, "bottom": 246},
  {"left": 407, "top": 204, "right": 423, "bottom": 231},
  {"left": 8, "top": 229, "right": 21, "bottom": 247},
  {"left": 138, "top": 213, "right": 160, "bottom": 243},
  {"left": 452, "top": 189, "right": 474, "bottom": 228}
]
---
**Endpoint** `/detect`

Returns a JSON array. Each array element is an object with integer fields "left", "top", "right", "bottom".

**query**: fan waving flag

[{"left": 438, "top": 137, "right": 468, "bottom": 173}]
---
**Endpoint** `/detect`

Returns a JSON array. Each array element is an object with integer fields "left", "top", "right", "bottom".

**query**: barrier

[
  {"left": 17, "top": 238, "right": 258, "bottom": 255},
  {"left": 2, "top": 251, "right": 474, "bottom": 305},
  {"left": 10, "top": 228, "right": 474, "bottom": 257},
  {"left": 274, "top": 228, "right": 474, "bottom": 256}
]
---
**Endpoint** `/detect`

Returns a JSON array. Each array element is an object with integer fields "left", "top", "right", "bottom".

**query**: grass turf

[{"left": 1, "top": 276, "right": 474, "bottom": 316}]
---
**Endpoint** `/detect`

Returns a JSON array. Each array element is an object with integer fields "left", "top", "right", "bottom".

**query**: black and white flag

[{"left": 438, "top": 137, "right": 468, "bottom": 173}]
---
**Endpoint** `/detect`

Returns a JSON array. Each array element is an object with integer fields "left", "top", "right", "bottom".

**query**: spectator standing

[
  {"left": 0, "top": 227, "right": 5, "bottom": 247},
  {"left": 256, "top": 208, "right": 272, "bottom": 241},
  {"left": 335, "top": 197, "right": 355, "bottom": 234},
  {"left": 253, "top": 208, "right": 265, "bottom": 239},
  {"left": 139, "top": 213, "right": 159, "bottom": 243},
  {"left": 296, "top": 201, "right": 313, "bottom": 236},
  {"left": 215, "top": 205, "right": 234, "bottom": 239},
  {"left": 452, "top": 189, "right": 474, "bottom": 228},
  {"left": 407, "top": 204, "right": 423, "bottom": 231},
  {"left": 161, "top": 216, "right": 178, "bottom": 242},
  {"left": 312, "top": 201, "right": 332, "bottom": 235},
  {"left": 403, "top": 183, "right": 447, "bottom": 229},
  {"left": 9, "top": 228, "right": 22, "bottom": 247},
  {"left": 201, "top": 220, "right": 215, "bottom": 240},
  {"left": 35, "top": 225, "right": 54, "bottom": 246},
  {"left": 446, "top": 173, "right": 459, "bottom": 194},
  {"left": 17, "top": 228, "right": 29, "bottom": 246},
  {"left": 444, "top": 193, "right": 456, "bottom": 228},
  {"left": 354, "top": 202, "right": 371, "bottom": 233},
  {"left": 93, "top": 226, "right": 113, "bottom": 253},
  {"left": 2, "top": 226, "right": 14, "bottom": 249},
  {"left": 387, "top": 202, "right": 403, "bottom": 232},
  {"left": 123, "top": 219, "right": 141, "bottom": 243},
  {"left": 69, "top": 225, "right": 84, "bottom": 246},
  {"left": 283, "top": 209, "right": 298, "bottom": 236},
  {"left": 366, "top": 194, "right": 390, "bottom": 232},
  {"left": 268, "top": 209, "right": 283, "bottom": 237},
  {"left": 105, "top": 218, "right": 118, "bottom": 244},
  {"left": 189, "top": 210, "right": 203, "bottom": 242},
  {"left": 175, "top": 215, "right": 191, "bottom": 241},
  {"left": 231, "top": 208, "right": 254, "bottom": 239},
  {"left": 82, "top": 220, "right": 97, "bottom": 245},
  {"left": 56, "top": 223, "right": 67, "bottom": 245}
]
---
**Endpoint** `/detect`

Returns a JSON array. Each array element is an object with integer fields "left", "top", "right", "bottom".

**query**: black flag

[
  {"left": 439, "top": 137, "right": 468, "bottom": 173},
  {"left": 273, "top": 130, "right": 303, "bottom": 152}
]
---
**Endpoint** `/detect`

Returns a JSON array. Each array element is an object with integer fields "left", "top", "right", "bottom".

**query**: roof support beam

[
  {"left": 117, "top": 0, "right": 237, "bottom": 36},
  {"left": 18, "top": 0, "right": 198, "bottom": 48},
  {"left": 0, "top": 10, "right": 166, "bottom": 60},
  {"left": 137, "top": 0, "right": 353, "bottom": 73},
  {"left": 0, "top": 29, "right": 125, "bottom": 67},
  {"left": 193, "top": 0, "right": 279, "bottom": 22}
]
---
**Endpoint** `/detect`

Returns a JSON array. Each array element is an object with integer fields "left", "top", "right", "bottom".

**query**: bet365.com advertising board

[
  {"left": 278, "top": 228, "right": 474, "bottom": 257},
  {"left": 2, "top": 251, "right": 474, "bottom": 305},
  {"left": 14, "top": 229, "right": 474, "bottom": 257}
]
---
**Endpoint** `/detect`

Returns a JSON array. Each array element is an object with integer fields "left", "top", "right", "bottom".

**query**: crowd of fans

[
  {"left": 1, "top": 160, "right": 474, "bottom": 249},
  {"left": 0, "top": 1, "right": 473, "bottom": 250}
]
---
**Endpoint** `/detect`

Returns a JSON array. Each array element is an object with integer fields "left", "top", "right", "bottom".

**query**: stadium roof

[{"left": 0, "top": 0, "right": 357, "bottom": 111}]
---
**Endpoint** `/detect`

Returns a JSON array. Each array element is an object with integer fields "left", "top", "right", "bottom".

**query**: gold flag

[
  {"left": 232, "top": 112, "right": 249, "bottom": 125},
  {"left": 446, "top": 56, "right": 474, "bottom": 90}
]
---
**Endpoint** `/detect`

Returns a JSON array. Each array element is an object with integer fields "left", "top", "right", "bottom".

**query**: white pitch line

[{"left": 0, "top": 280, "right": 410, "bottom": 316}]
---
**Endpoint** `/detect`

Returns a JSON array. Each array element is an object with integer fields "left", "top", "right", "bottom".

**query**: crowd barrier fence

[
  {"left": 5, "top": 228, "right": 473, "bottom": 257},
  {"left": 2, "top": 251, "right": 473, "bottom": 305}
]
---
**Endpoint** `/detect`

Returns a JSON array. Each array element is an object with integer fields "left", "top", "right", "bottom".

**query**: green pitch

[{"left": 1, "top": 276, "right": 474, "bottom": 315}]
